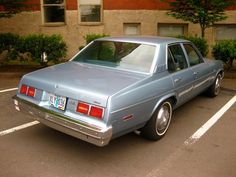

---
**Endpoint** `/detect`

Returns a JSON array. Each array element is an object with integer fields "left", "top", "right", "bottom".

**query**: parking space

[
  {"left": 0, "top": 78, "right": 235, "bottom": 177},
  {"left": 147, "top": 104, "right": 236, "bottom": 177},
  {"left": 0, "top": 78, "right": 19, "bottom": 90}
]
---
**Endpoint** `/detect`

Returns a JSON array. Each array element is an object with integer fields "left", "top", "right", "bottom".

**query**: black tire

[
  {"left": 141, "top": 100, "right": 172, "bottom": 140},
  {"left": 207, "top": 73, "right": 222, "bottom": 97}
]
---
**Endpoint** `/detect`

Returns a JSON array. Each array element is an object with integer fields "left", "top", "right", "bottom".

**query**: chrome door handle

[
  {"left": 193, "top": 72, "right": 198, "bottom": 75},
  {"left": 174, "top": 78, "right": 182, "bottom": 83}
]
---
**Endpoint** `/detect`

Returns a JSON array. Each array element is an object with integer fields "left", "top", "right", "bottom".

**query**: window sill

[
  {"left": 42, "top": 22, "right": 66, "bottom": 27},
  {"left": 79, "top": 22, "right": 103, "bottom": 26}
]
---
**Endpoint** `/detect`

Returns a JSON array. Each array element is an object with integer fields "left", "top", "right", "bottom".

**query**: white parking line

[
  {"left": 0, "top": 87, "right": 39, "bottom": 136},
  {"left": 0, "top": 87, "right": 18, "bottom": 93},
  {"left": 146, "top": 95, "right": 236, "bottom": 177},
  {"left": 184, "top": 95, "right": 236, "bottom": 146},
  {"left": 0, "top": 121, "right": 40, "bottom": 136}
]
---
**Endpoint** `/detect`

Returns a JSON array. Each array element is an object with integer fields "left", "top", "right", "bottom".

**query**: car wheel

[
  {"left": 207, "top": 73, "right": 222, "bottom": 97},
  {"left": 142, "top": 100, "right": 172, "bottom": 140}
]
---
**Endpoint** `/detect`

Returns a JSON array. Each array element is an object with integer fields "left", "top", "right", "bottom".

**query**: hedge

[
  {"left": 0, "top": 33, "right": 67, "bottom": 65},
  {"left": 212, "top": 39, "right": 236, "bottom": 69},
  {"left": 177, "top": 35, "right": 209, "bottom": 57},
  {"left": 84, "top": 33, "right": 109, "bottom": 44},
  {"left": 79, "top": 33, "right": 109, "bottom": 51},
  {"left": 0, "top": 33, "right": 20, "bottom": 52}
]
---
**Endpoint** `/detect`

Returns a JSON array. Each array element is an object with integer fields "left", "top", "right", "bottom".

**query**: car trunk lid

[{"left": 20, "top": 62, "right": 147, "bottom": 107}]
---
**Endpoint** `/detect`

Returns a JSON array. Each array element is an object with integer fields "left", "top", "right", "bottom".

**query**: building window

[
  {"left": 79, "top": 0, "right": 102, "bottom": 23},
  {"left": 123, "top": 23, "right": 141, "bottom": 36},
  {"left": 42, "top": 0, "right": 66, "bottom": 24},
  {"left": 158, "top": 24, "right": 188, "bottom": 37},
  {"left": 215, "top": 25, "right": 236, "bottom": 40}
]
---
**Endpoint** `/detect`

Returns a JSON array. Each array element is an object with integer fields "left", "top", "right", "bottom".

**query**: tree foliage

[
  {"left": 0, "top": 0, "right": 29, "bottom": 18},
  {"left": 165, "top": 0, "right": 236, "bottom": 38}
]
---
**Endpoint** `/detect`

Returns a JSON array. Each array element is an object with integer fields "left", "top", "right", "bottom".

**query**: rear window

[{"left": 73, "top": 41, "right": 156, "bottom": 73}]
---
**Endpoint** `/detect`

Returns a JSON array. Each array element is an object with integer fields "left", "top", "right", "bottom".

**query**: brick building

[{"left": 0, "top": 0, "right": 236, "bottom": 58}]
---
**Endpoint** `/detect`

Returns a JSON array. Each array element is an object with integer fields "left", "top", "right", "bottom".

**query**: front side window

[
  {"left": 183, "top": 44, "right": 203, "bottom": 66},
  {"left": 42, "top": 0, "right": 65, "bottom": 24},
  {"left": 73, "top": 41, "right": 156, "bottom": 73},
  {"left": 79, "top": 0, "right": 102, "bottom": 23}
]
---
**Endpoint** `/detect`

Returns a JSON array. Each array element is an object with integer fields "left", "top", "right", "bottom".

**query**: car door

[
  {"left": 182, "top": 43, "right": 211, "bottom": 95},
  {"left": 168, "top": 44, "right": 195, "bottom": 105}
]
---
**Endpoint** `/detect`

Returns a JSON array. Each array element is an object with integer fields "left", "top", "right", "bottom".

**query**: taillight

[
  {"left": 27, "top": 87, "right": 36, "bottom": 97},
  {"left": 76, "top": 102, "right": 104, "bottom": 119},
  {"left": 77, "top": 102, "right": 89, "bottom": 114},
  {"left": 89, "top": 106, "right": 103, "bottom": 119},
  {"left": 20, "top": 85, "right": 27, "bottom": 94},
  {"left": 20, "top": 85, "right": 36, "bottom": 97}
]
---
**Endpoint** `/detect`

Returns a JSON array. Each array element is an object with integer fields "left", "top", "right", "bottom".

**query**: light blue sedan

[{"left": 13, "top": 36, "right": 224, "bottom": 146}]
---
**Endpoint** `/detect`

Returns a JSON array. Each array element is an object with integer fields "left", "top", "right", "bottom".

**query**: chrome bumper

[{"left": 13, "top": 96, "right": 112, "bottom": 147}]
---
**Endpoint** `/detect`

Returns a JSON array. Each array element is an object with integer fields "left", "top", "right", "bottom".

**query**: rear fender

[
  {"left": 150, "top": 93, "right": 176, "bottom": 119},
  {"left": 216, "top": 69, "right": 224, "bottom": 79}
]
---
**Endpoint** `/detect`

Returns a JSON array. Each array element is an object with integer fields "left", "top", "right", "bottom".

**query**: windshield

[{"left": 73, "top": 41, "right": 156, "bottom": 73}]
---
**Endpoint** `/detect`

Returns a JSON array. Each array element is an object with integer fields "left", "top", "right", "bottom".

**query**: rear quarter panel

[
  {"left": 107, "top": 72, "right": 175, "bottom": 138},
  {"left": 204, "top": 59, "right": 224, "bottom": 83}
]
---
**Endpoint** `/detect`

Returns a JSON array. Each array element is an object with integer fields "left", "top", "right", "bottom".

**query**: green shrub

[
  {"left": 0, "top": 33, "right": 20, "bottom": 52},
  {"left": 212, "top": 39, "right": 236, "bottom": 69},
  {"left": 177, "top": 35, "right": 209, "bottom": 57},
  {"left": 43, "top": 34, "right": 67, "bottom": 64},
  {"left": 0, "top": 33, "right": 20, "bottom": 60},
  {"left": 19, "top": 34, "right": 67, "bottom": 65},
  {"left": 0, "top": 33, "right": 67, "bottom": 66},
  {"left": 18, "top": 34, "right": 45, "bottom": 62},
  {"left": 84, "top": 33, "right": 109, "bottom": 44}
]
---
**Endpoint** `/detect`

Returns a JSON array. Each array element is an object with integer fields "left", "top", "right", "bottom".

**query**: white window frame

[
  {"left": 78, "top": 0, "right": 103, "bottom": 25},
  {"left": 41, "top": 0, "right": 66, "bottom": 26}
]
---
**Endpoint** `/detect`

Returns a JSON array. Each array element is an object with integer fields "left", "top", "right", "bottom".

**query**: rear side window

[
  {"left": 168, "top": 44, "right": 188, "bottom": 72},
  {"left": 183, "top": 44, "right": 203, "bottom": 66}
]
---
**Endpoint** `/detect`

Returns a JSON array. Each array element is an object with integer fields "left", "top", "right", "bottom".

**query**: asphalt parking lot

[{"left": 0, "top": 78, "right": 236, "bottom": 177}]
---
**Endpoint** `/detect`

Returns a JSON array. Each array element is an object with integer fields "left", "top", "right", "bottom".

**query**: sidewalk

[
  {"left": 221, "top": 70, "right": 236, "bottom": 93},
  {"left": 0, "top": 65, "right": 43, "bottom": 79},
  {"left": 0, "top": 68, "right": 236, "bottom": 92},
  {"left": 221, "top": 78, "right": 236, "bottom": 93}
]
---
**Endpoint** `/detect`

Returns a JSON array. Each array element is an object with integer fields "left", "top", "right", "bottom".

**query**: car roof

[{"left": 95, "top": 36, "right": 189, "bottom": 45}]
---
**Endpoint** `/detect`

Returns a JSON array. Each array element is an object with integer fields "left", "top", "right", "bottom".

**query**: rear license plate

[{"left": 49, "top": 94, "right": 67, "bottom": 111}]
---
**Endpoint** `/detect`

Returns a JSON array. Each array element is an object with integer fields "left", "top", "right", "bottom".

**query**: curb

[
  {"left": 1, "top": 72, "right": 236, "bottom": 93},
  {"left": 0, "top": 72, "right": 26, "bottom": 78},
  {"left": 221, "top": 87, "right": 236, "bottom": 93},
  {"left": 224, "top": 72, "right": 236, "bottom": 79}
]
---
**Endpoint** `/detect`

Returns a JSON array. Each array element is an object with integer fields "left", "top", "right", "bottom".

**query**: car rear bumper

[{"left": 13, "top": 95, "right": 112, "bottom": 147}]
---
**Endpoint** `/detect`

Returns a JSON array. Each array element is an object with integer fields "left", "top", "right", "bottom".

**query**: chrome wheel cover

[
  {"left": 214, "top": 75, "right": 222, "bottom": 95},
  {"left": 155, "top": 102, "right": 172, "bottom": 136}
]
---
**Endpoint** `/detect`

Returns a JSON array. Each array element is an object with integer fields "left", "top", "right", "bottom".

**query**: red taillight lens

[
  {"left": 77, "top": 102, "right": 104, "bottom": 119},
  {"left": 20, "top": 85, "right": 28, "bottom": 94},
  {"left": 27, "top": 87, "right": 36, "bottom": 97},
  {"left": 89, "top": 106, "right": 104, "bottom": 119},
  {"left": 77, "top": 102, "right": 89, "bottom": 115}
]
